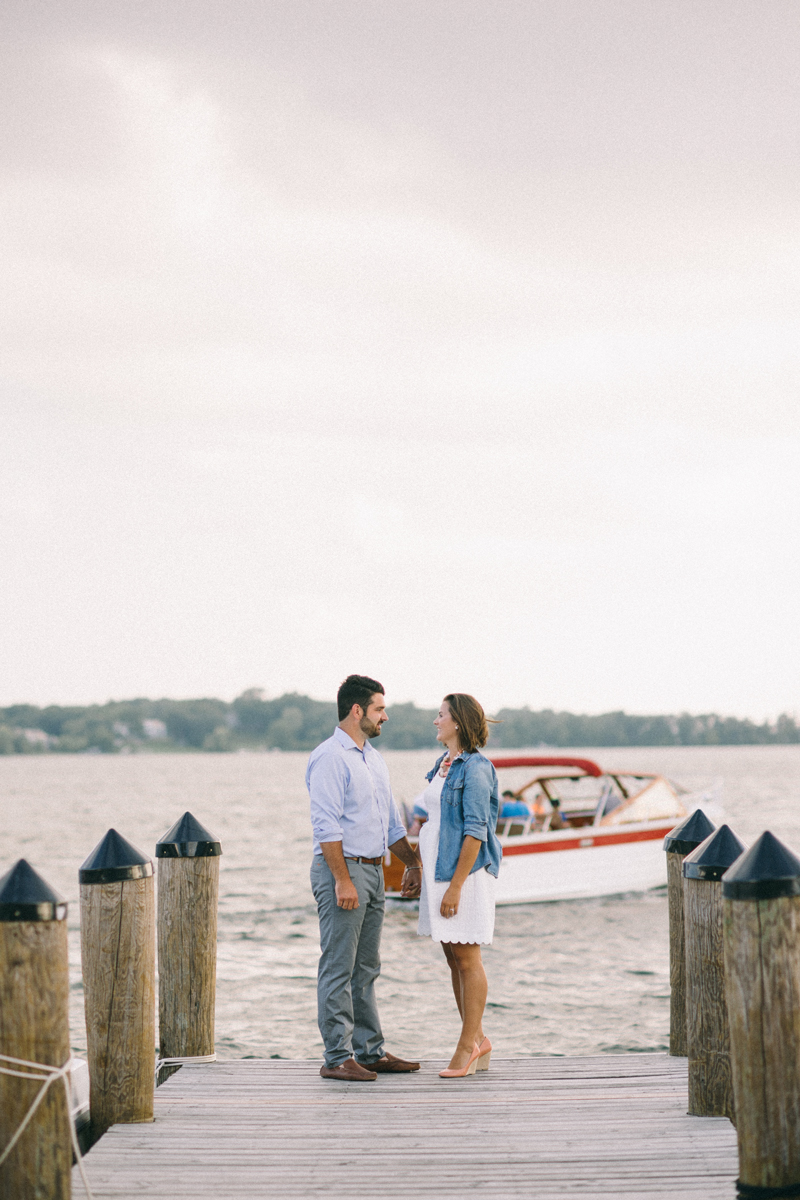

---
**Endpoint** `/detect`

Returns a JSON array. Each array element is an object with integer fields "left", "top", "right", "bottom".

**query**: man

[{"left": 307, "top": 674, "right": 423, "bottom": 1081}]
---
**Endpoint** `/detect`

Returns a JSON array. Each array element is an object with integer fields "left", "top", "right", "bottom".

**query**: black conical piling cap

[
  {"left": 79, "top": 828, "right": 154, "bottom": 884},
  {"left": 682, "top": 825, "right": 748, "bottom": 882},
  {"left": 663, "top": 808, "right": 717, "bottom": 855},
  {"left": 722, "top": 830, "right": 800, "bottom": 901},
  {"left": 0, "top": 859, "right": 67, "bottom": 922},
  {"left": 155, "top": 811, "right": 222, "bottom": 858}
]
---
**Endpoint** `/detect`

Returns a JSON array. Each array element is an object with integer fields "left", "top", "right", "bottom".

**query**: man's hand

[
  {"left": 400, "top": 866, "right": 422, "bottom": 898},
  {"left": 387, "top": 837, "right": 422, "bottom": 898},
  {"left": 335, "top": 877, "right": 360, "bottom": 910},
  {"left": 320, "top": 842, "right": 360, "bottom": 910}
]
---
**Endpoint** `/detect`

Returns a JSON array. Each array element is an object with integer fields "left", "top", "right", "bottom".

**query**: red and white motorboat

[{"left": 384, "top": 756, "right": 721, "bottom": 905}]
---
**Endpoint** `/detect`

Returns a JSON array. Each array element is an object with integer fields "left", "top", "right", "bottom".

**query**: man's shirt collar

[{"left": 333, "top": 726, "right": 371, "bottom": 754}]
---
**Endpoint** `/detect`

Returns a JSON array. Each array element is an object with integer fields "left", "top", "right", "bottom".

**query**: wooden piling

[
  {"left": 682, "top": 825, "right": 745, "bottom": 1119},
  {"left": 0, "top": 859, "right": 71, "bottom": 1200},
  {"left": 723, "top": 831, "right": 800, "bottom": 1197},
  {"left": 664, "top": 809, "right": 716, "bottom": 1056},
  {"left": 79, "top": 829, "right": 155, "bottom": 1136},
  {"left": 156, "top": 813, "right": 222, "bottom": 1072}
]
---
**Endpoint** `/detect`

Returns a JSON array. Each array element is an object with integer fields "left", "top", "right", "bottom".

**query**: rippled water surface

[{"left": 2, "top": 746, "right": 799, "bottom": 1061}]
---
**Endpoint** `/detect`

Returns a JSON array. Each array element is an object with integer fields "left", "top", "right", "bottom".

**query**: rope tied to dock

[
  {"left": 155, "top": 1052, "right": 217, "bottom": 1083},
  {"left": 0, "top": 1052, "right": 93, "bottom": 1199}
]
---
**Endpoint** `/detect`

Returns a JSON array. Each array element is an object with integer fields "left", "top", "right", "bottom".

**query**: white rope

[
  {"left": 0, "top": 1053, "right": 93, "bottom": 1199},
  {"left": 155, "top": 1051, "right": 216, "bottom": 1081}
]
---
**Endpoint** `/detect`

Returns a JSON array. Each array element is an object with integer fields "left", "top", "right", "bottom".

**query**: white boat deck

[{"left": 74, "top": 1053, "right": 738, "bottom": 1199}]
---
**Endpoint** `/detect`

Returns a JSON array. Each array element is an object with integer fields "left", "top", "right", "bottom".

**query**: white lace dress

[{"left": 417, "top": 772, "right": 496, "bottom": 945}]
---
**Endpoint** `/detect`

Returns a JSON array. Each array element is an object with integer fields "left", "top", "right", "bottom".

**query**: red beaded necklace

[{"left": 439, "top": 749, "right": 461, "bottom": 777}]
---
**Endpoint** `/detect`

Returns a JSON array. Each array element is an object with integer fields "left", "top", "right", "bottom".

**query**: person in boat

[
  {"left": 498, "top": 787, "right": 569, "bottom": 831},
  {"left": 307, "top": 674, "right": 423, "bottom": 1082},
  {"left": 417, "top": 693, "right": 502, "bottom": 1078},
  {"left": 499, "top": 790, "right": 531, "bottom": 819},
  {"left": 548, "top": 798, "right": 568, "bottom": 830}
]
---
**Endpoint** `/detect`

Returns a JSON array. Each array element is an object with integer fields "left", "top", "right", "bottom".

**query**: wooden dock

[{"left": 74, "top": 1053, "right": 738, "bottom": 1199}]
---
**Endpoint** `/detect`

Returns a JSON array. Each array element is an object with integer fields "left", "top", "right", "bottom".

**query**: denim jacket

[{"left": 426, "top": 749, "right": 503, "bottom": 882}]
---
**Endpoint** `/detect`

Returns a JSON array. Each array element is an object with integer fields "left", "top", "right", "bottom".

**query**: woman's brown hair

[{"left": 444, "top": 693, "right": 497, "bottom": 754}]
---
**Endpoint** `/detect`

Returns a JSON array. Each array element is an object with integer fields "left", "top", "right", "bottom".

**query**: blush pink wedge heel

[
  {"left": 476, "top": 1036, "right": 492, "bottom": 1071},
  {"left": 439, "top": 1042, "right": 482, "bottom": 1078}
]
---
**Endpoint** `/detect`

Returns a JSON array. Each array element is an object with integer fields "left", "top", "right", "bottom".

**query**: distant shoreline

[{"left": 1, "top": 691, "right": 797, "bottom": 755}]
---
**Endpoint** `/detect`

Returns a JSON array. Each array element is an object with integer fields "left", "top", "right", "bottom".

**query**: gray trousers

[{"left": 310, "top": 857, "right": 386, "bottom": 1068}]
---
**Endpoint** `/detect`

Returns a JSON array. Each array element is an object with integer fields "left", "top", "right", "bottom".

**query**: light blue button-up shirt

[{"left": 306, "top": 727, "right": 407, "bottom": 857}]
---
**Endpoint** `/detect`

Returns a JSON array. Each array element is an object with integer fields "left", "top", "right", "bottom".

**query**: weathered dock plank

[{"left": 74, "top": 1054, "right": 737, "bottom": 1199}]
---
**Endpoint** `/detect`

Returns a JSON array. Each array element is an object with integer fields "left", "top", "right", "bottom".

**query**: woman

[{"left": 408, "top": 693, "right": 502, "bottom": 1078}]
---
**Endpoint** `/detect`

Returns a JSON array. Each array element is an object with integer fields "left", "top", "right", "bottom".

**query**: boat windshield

[
  {"left": 607, "top": 774, "right": 656, "bottom": 800},
  {"left": 521, "top": 774, "right": 622, "bottom": 807}
]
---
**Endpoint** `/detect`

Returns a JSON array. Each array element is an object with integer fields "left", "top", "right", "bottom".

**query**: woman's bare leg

[
  {"left": 441, "top": 942, "right": 464, "bottom": 1017},
  {"left": 442, "top": 942, "right": 487, "bottom": 1070}
]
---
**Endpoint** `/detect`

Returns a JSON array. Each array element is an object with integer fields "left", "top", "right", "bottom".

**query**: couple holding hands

[{"left": 306, "top": 674, "right": 502, "bottom": 1081}]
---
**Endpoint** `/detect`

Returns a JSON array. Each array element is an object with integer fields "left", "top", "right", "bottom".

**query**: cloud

[{"left": 1, "top": 3, "right": 799, "bottom": 713}]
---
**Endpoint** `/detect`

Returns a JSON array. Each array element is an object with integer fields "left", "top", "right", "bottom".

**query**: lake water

[{"left": 2, "top": 745, "right": 799, "bottom": 1062}]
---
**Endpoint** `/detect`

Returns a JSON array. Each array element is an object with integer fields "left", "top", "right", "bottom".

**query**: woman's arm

[
  {"left": 440, "top": 835, "right": 482, "bottom": 918},
  {"left": 460, "top": 757, "right": 493, "bottom": 842}
]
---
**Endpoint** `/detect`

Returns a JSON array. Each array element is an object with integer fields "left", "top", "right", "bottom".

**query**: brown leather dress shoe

[
  {"left": 320, "top": 1057, "right": 377, "bottom": 1081},
  {"left": 356, "top": 1051, "right": 421, "bottom": 1072}
]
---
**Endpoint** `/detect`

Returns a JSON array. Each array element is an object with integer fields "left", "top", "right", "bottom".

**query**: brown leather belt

[{"left": 345, "top": 855, "right": 384, "bottom": 865}]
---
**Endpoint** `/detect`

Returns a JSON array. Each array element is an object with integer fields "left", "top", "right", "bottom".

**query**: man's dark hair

[{"left": 337, "top": 675, "right": 384, "bottom": 721}]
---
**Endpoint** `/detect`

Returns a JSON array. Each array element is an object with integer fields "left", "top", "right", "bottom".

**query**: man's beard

[{"left": 360, "top": 716, "right": 382, "bottom": 739}]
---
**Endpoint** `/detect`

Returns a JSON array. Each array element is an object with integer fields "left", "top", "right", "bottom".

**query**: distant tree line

[
  {"left": 0, "top": 690, "right": 798, "bottom": 754},
  {"left": 491, "top": 708, "right": 800, "bottom": 748}
]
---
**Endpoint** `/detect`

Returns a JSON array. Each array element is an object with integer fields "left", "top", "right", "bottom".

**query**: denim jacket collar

[{"left": 426, "top": 747, "right": 474, "bottom": 782}]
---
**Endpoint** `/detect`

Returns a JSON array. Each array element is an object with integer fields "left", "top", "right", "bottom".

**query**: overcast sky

[{"left": 2, "top": 1, "right": 799, "bottom": 717}]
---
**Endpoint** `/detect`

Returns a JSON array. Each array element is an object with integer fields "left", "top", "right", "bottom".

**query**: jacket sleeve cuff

[{"left": 463, "top": 821, "right": 488, "bottom": 842}]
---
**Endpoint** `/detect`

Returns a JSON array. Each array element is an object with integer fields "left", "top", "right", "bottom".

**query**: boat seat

[
  {"left": 496, "top": 814, "right": 549, "bottom": 837},
  {"left": 564, "top": 812, "right": 595, "bottom": 828}
]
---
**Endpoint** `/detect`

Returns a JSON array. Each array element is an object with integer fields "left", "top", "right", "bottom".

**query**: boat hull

[
  {"left": 495, "top": 821, "right": 671, "bottom": 904},
  {"left": 384, "top": 820, "right": 674, "bottom": 906}
]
